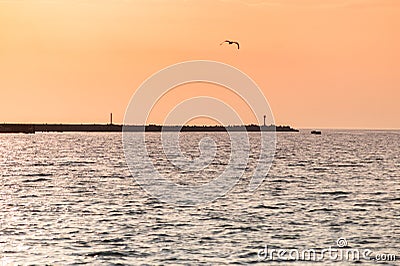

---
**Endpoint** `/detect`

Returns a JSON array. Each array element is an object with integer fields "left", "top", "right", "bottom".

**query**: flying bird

[{"left": 220, "top": 40, "right": 240, "bottom": 49}]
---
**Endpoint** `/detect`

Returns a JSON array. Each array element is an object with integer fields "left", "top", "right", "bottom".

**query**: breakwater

[{"left": 0, "top": 124, "right": 299, "bottom": 133}]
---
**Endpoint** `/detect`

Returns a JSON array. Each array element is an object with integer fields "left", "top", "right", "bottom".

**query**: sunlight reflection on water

[{"left": 0, "top": 130, "right": 399, "bottom": 264}]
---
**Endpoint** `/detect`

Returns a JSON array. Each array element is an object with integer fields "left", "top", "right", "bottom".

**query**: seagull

[{"left": 220, "top": 40, "right": 240, "bottom": 49}]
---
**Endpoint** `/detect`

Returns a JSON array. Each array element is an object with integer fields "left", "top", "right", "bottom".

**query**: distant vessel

[{"left": 311, "top": 130, "right": 322, "bottom": 135}]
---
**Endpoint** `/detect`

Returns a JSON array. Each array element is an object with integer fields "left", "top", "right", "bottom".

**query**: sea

[{"left": 0, "top": 130, "right": 399, "bottom": 265}]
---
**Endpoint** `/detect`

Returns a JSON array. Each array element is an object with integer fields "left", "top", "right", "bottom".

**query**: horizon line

[{"left": 0, "top": 122, "right": 399, "bottom": 130}]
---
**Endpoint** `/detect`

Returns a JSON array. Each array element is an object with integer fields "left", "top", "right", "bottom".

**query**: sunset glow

[{"left": 1, "top": 0, "right": 399, "bottom": 128}]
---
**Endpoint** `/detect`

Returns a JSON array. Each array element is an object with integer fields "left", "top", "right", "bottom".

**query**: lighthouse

[{"left": 263, "top": 115, "right": 266, "bottom": 127}]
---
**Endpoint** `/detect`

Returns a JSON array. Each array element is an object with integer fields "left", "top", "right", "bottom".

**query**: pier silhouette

[{"left": 0, "top": 123, "right": 298, "bottom": 134}]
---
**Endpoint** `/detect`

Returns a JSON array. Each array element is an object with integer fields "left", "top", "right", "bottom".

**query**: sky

[{"left": 0, "top": 0, "right": 399, "bottom": 128}]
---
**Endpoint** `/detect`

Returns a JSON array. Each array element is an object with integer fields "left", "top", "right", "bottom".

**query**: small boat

[{"left": 311, "top": 130, "right": 322, "bottom": 135}]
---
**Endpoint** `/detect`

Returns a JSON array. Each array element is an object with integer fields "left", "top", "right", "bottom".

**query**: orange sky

[{"left": 0, "top": 0, "right": 399, "bottom": 128}]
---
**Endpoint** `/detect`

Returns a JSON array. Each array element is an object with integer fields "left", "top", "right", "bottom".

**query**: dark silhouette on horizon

[
  {"left": 220, "top": 40, "right": 240, "bottom": 49},
  {"left": 0, "top": 123, "right": 299, "bottom": 134},
  {"left": 311, "top": 130, "right": 322, "bottom": 135}
]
